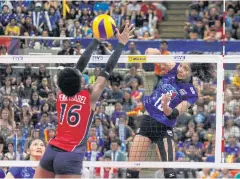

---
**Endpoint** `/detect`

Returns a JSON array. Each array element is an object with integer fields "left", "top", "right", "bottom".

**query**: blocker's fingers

[
  {"left": 124, "top": 23, "right": 130, "bottom": 31},
  {"left": 129, "top": 27, "right": 135, "bottom": 35}
]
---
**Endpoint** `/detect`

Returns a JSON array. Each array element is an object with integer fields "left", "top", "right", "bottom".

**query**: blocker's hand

[{"left": 116, "top": 23, "right": 135, "bottom": 45}]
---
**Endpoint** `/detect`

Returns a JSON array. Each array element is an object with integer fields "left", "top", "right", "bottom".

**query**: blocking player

[
  {"left": 33, "top": 24, "right": 134, "bottom": 178},
  {"left": 126, "top": 49, "right": 215, "bottom": 178}
]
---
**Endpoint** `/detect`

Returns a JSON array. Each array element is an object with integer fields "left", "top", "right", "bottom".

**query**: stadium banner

[{"left": 1, "top": 38, "right": 239, "bottom": 55}]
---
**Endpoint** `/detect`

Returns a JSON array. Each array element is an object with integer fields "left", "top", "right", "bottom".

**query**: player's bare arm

[
  {"left": 161, "top": 93, "right": 190, "bottom": 118},
  {"left": 90, "top": 24, "right": 135, "bottom": 110},
  {"left": 75, "top": 38, "right": 100, "bottom": 73},
  {"left": 145, "top": 48, "right": 176, "bottom": 71}
]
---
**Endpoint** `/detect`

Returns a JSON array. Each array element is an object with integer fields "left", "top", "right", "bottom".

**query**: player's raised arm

[
  {"left": 75, "top": 38, "right": 100, "bottom": 73},
  {"left": 90, "top": 24, "right": 134, "bottom": 110},
  {"left": 145, "top": 48, "right": 176, "bottom": 72}
]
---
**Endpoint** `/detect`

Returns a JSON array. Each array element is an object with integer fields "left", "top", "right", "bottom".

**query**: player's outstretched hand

[
  {"left": 145, "top": 48, "right": 161, "bottom": 55},
  {"left": 115, "top": 23, "right": 135, "bottom": 45}
]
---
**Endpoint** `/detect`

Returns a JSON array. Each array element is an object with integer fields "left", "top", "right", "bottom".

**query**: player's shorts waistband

[{"left": 50, "top": 144, "right": 68, "bottom": 152}]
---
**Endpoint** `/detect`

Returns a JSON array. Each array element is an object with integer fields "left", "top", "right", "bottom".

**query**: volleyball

[{"left": 92, "top": 14, "right": 116, "bottom": 39}]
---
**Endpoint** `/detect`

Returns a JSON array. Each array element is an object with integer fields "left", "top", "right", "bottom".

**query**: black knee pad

[
  {"left": 126, "top": 169, "right": 139, "bottom": 178},
  {"left": 164, "top": 168, "right": 176, "bottom": 178}
]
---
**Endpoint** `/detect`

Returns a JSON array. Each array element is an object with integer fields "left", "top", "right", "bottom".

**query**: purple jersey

[
  {"left": 8, "top": 167, "right": 35, "bottom": 178},
  {"left": 143, "top": 64, "right": 198, "bottom": 127}
]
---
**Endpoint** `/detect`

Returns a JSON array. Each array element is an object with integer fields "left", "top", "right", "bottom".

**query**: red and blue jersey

[
  {"left": 143, "top": 64, "right": 198, "bottom": 127},
  {"left": 49, "top": 89, "right": 93, "bottom": 153}
]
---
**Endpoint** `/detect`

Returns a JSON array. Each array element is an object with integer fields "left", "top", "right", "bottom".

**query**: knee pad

[{"left": 164, "top": 168, "right": 176, "bottom": 178}]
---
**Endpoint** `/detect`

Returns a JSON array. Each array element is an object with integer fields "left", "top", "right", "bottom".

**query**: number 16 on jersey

[{"left": 60, "top": 104, "right": 82, "bottom": 127}]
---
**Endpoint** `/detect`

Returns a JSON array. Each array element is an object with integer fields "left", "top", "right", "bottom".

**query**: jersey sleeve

[
  {"left": 182, "top": 85, "right": 198, "bottom": 105},
  {"left": 8, "top": 167, "right": 22, "bottom": 177}
]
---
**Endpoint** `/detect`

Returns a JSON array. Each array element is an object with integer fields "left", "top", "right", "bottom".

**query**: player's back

[{"left": 49, "top": 89, "right": 93, "bottom": 153}]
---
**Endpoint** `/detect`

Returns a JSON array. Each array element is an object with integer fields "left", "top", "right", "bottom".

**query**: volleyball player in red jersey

[{"left": 33, "top": 24, "right": 134, "bottom": 178}]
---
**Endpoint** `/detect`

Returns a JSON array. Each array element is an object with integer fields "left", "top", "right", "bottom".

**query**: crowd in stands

[
  {"left": 0, "top": 61, "right": 238, "bottom": 178},
  {"left": 224, "top": 64, "right": 240, "bottom": 166},
  {"left": 225, "top": 1, "right": 240, "bottom": 40},
  {"left": 0, "top": 1, "right": 166, "bottom": 45},
  {"left": 184, "top": 1, "right": 223, "bottom": 41}
]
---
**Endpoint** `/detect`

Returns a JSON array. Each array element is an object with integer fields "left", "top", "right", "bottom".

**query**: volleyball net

[{"left": 0, "top": 55, "right": 240, "bottom": 178}]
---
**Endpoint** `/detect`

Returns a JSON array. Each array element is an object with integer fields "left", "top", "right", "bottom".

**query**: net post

[{"left": 215, "top": 59, "right": 224, "bottom": 164}]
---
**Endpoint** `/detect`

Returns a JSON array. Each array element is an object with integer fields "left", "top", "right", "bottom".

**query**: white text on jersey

[{"left": 59, "top": 94, "right": 87, "bottom": 104}]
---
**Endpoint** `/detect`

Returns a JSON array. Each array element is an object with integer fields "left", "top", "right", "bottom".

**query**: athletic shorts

[
  {"left": 136, "top": 115, "right": 174, "bottom": 142},
  {"left": 136, "top": 115, "right": 175, "bottom": 162},
  {"left": 39, "top": 144, "right": 84, "bottom": 175}
]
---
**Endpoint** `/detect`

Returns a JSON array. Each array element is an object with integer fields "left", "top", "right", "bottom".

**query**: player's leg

[
  {"left": 53, "top": 150, "right": 84, "bottom": 178},
  {"left": 126, "top": 115, "right": 152, "bottom": 178},
  {"left": 33, "top": 145, "right": 56, "bottom": 178},
  {"left": 156, "top": 128, "right": 176, "bottom": 178},
  {"left": 126, "top": 135, "right": 151, "bottom": 178}
]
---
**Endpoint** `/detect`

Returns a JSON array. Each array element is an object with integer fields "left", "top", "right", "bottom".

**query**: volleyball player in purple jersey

[{"left": 126, "top": 49, "right": 215, "bottom": 178}]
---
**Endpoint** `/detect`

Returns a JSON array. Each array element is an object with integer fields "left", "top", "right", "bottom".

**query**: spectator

[
  {"left": 17, "top": 76, "right": 33, "bottom": 100},
  {"left": 4, "top": 17, "right": 20, "bottom": 36},
  {"left": 122, "top": 90, "right": 137, "bottom": 113},
  {"left": 0, "top": 77, "right": 15, "bottom": 96},
  {"left": 37, "top": 77, "right": 50, "bottom": 98},
  {"left": 0, "top": 4, "right": 11, "bottom": 27},
  {"left": 87, "top": 127, "right": 104, "bottom": 153},
  {"left": 17, "top": 102, "right": 32, "bottom": 123},
  {"left": 29, "top": 91, "right": 42, "bottom": 117},
  {"left": 123, "top": 42, "right": 141, "bottom": 55},
  {"left": 73, "top": 41, "right": 84, "bottom": 55},
  {"left": 103, "top": 139, "right": 126, "bottom": 161},
  {"left": 89, "top": 67, "right": 101, "bottom": 85},
  {"left": 20, "top": 15, "right": 37, "bottom": 36},
  {"left": 34, "top": 112, "right": 53, "bottom": 139},
  {"left": 224, "top": 117, "right": 240, "bottom": 139},
  {"left": 57, "top": 39, "right": 74, "bottom": 55},
  {"left": 4, "top": 142, "right": 15, "bottom": 160},
  {"left": 185, "top": 144, "right": 202, "bottom": 162},
  {"left": 46, "top": 91, "right": 56, "bottom": 112},
  {"left": 3, "top": 65, "right": 17, "bottom": 86},
  {"left": 129, "top": 78, "right": 143, "bottom": 104},
  {"left": 19, "top": 114, "right": 34, "bottom": 140},
  {"left": 232, "top": 64, "right": 240, "bottom": 87},
  {"left": 0, "top": 45, "right": 8, "bottom": 55},
  {"left": 110, "top": 101, "right": 127, "bottom": 128},
  {"left": 115, "top": 116, "right": 133, "bottom": 149},
  {"left": 0, "top": 109, "right": 15, "bottom": 140},
  {"left": 103, "top": 140, "right": 126, "bottom": 178},
  {"left": 127, "top": 2, "right": 141, "bottom": 16},
  {"left": 85, "top": 141, "right": 102, "bottom": 161},
  {"left": 124, "top": 66, "right": 143, "bottom": 88},
  {"left": 106, "top": 82, "right": 124, "bottom": 101}
]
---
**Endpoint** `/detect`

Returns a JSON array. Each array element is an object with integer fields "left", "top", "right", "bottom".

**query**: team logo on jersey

[
  {"left": 179, "top": 89, "right": 187, "bottom": 96},
  {"left": 170, "top": 91, "right": 177, "bottom": 100}
]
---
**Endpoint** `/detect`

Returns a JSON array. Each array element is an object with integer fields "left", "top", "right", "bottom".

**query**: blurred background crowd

[
  {"left": 0, "top": 0, "right": 227, "bottom": 55},
  {"left": 0, "top": 61, "right": 239, "bottom": 178}
]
